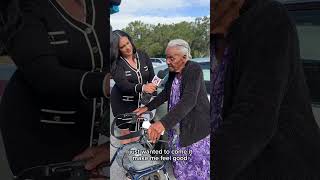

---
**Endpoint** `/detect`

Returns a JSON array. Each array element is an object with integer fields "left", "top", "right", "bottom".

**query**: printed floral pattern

[
  {"left": 168, "top": 74, "right": 210, "bottom": 180},
  {"left": 211, "top": 47, "right": 229, "bottom": 132}
]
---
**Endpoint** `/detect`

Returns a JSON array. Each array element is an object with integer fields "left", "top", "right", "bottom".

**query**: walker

[{"left": 110, "top": 111, "right": 169, "bottom": 180}]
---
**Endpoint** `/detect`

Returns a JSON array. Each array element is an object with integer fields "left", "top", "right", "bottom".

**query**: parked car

[
  {"left": 150, "top": 58, "right": 166, "bottom": 67},
  {"left": 153, "top": 63, "right": 169, "bottom": 79},
  {"left": 282, "top": 0, "right": 320, "bottom": 126}
]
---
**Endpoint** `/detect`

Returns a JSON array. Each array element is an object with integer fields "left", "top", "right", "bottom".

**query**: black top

[
  {"left": 111, "top": 50, "right": 155, "bottom": 116},
  {"left": 0, "top": 0, "right": 109, "bottom": 174},
  {"left": 212, "top": 0, "right": 320, "bottom": 179},
  {"left": 146, "top": 61, "right": 210, "bottom": 147}
]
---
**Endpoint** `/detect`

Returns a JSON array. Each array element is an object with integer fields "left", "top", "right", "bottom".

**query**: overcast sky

[{"left": 110, "top": 0, "right": 210, "bottom": 30}]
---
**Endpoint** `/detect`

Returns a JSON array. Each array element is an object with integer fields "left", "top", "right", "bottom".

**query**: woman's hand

[
  {"left": 133, "top": 106, "right": 148, "bottom": 116},
  {"left": 143, "top": 83, "right": 157, "bottom": 93}
]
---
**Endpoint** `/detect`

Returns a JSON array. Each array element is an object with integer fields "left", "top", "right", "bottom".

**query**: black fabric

[
  {"left": 0, "top": 0, "right": 109, "bottom": 174},
  {"left": 212, "top": 0, "right": 320, "bottom": 180},
  {"left": 146, "top": 61, "right": 210, "bottom": 147},
  {"left": 82, "top": 72, "right": 106, "bottom": 99},
  {"left": 111, "top": 50, "right": 155, "bottom": 130},
  {"left": 110, "top": 0, "right": 121, "bottom": 6},
  {"left": 0, "top": 0, "right": 22, "bottom": 45},
  {"left": 111, "top": 113, "right": 145, "bottom": 140}
]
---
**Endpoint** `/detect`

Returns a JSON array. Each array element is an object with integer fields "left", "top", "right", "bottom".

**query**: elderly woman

[
  {"left": 211, "top": 0, "right": 320, "bottom": 180},
  {"left": 135, "top": 39, "right": 210, "bottom": 180}
]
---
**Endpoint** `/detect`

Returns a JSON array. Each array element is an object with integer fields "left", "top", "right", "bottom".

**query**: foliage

[{"left": 122, "top": 16, "right": 210, "bottom": 58}]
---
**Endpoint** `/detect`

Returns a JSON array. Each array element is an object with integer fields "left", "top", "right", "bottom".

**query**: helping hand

[
  {"left": 148, "top": 121, "right": 165, "bottom": 143},
  {"left": 133, "top": 106, "right": 148, "bottom": 116}
]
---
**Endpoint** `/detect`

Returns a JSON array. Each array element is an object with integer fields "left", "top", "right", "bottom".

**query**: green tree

[{"left": 120, "top": 17, "right": 209, "bottom": 58}]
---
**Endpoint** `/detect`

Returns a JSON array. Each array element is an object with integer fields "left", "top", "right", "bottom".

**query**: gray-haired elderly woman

[{"left": 135, "top": 39, "right": 210, "bottom": 179}]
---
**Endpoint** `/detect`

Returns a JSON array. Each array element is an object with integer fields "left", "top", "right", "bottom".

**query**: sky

[{"left": 110, "top": 0, "right": 210, "bottom": 30}]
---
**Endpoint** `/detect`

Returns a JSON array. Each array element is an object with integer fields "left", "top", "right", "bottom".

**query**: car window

[
  {"left": 291, "top": 10, "right": 320, "bottom": 62},
  {"left": 163, "top": 68, "right": 169, "bottom": 76},
  {"left": 289, "top": 10, "right": 320, "bottom": 104},
  {"left": 289, "top": 9, "right": 320, "bottom": 126},
  {"left": 199, "top": 62, "right": 210, "bottom": 82},
  {"left": 151, "top": 58, "right": 163, "bottom": 64}
]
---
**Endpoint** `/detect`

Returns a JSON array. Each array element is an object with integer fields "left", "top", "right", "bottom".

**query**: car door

[{"left": 198, "top": 61, "right": 211, "bottom": 96}]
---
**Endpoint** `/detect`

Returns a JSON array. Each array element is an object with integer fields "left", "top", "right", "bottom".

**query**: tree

[{"left": 121, "top": 17, "right": 210, "bottom": 58}]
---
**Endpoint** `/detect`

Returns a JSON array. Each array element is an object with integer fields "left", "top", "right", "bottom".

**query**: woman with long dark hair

[
  {"left": 110, "top": 30, "right": 157, "bottom": 144},
  {"left": 0, "top": 0, "right": 109, "bottom": 176}
]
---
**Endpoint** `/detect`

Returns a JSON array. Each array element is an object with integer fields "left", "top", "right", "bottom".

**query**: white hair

[{"left": 166, "top": 39, "right": 192, "bottom": 60}]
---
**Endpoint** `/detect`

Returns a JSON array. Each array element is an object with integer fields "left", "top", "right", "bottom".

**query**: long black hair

[
  {"left": 111, "top": 30, "right": 137, "bottom": 60},
  {"left": 110, "top": 30, "right": 137, "bottom": 74}
]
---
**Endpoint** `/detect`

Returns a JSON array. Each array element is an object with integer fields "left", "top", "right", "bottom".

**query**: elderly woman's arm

[
  {"left": 160, "top": 63, "right": 203, "bottom": 130},
  {"left": 213, "top": 3, "right": 297, "bottom": 180}
]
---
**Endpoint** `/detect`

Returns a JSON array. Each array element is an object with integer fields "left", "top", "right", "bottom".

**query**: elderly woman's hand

[
  {"left": 143, "top": 83, "right": 157, "bottom": 94},
  {"left": 148, "top": 121, "right": 165, "bottom": 143}
]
